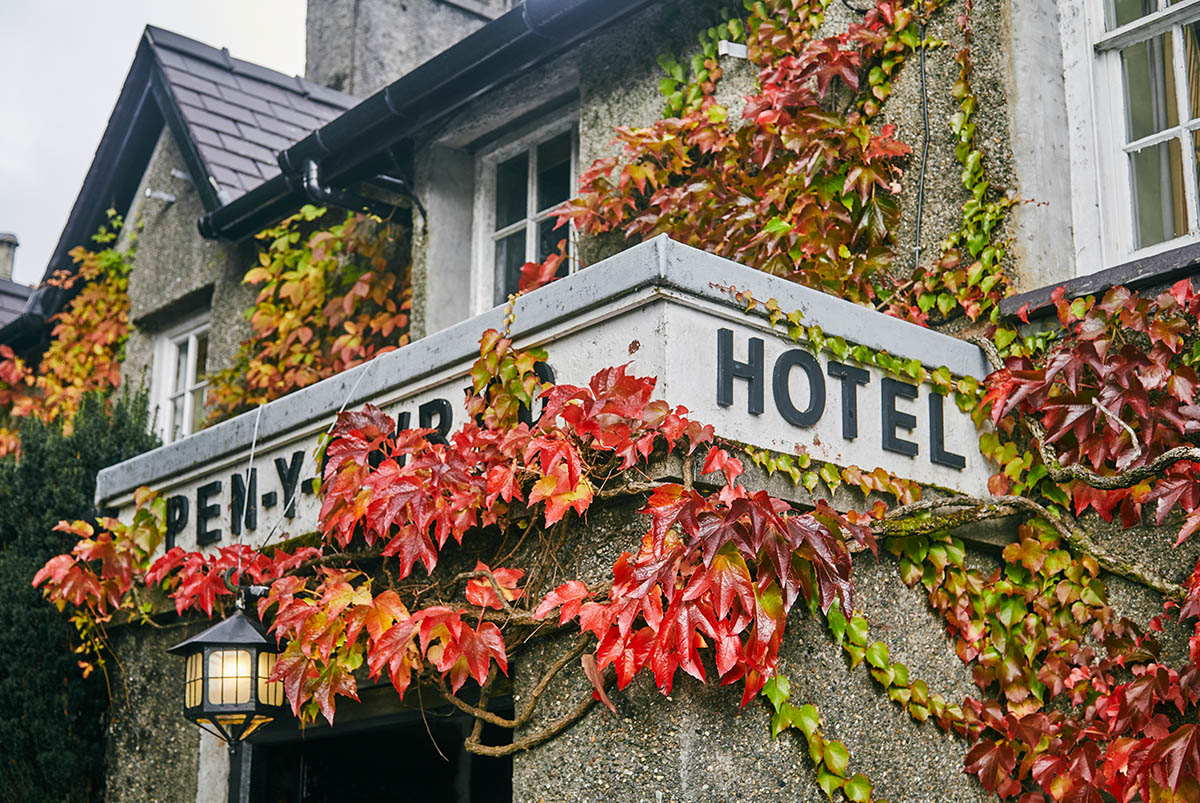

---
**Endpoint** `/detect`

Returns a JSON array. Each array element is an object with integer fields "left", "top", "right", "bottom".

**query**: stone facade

[
  {"left": 119, "top": 130, "right": 256, "bottom": 413},
  {"left": 82, "top": 1, "right": 1190, "bottom": 801}
]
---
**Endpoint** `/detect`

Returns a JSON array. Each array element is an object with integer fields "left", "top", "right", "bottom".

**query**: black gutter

[
  {"left": 197, "top": 0, "right": 653, "bottom": 241},
  {"left": 301, "top": 160, "right": 401, "bottom": 220}
]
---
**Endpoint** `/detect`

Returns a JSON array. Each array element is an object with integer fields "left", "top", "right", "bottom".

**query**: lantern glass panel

[
  {"left": 258, "top": 652, "right": 283, "bottom": 706},
  {"left": 208, "top": 649, "right": 252, "bottom": 705},
  {"left": 185, "top": 653, "right": 202, "bottom": 708}
]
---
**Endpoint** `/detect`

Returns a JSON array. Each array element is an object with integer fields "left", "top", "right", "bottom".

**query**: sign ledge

[{"left": 96, "top": 236, "right": 989, "bottom": 505}]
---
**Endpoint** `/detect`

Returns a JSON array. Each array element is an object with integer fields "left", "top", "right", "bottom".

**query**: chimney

[
  {"left": 306, "top": 0, "right": 511, "bottom": 97},
  {"left": 0, "top": 233, "right": 16, "bottom": 282}
]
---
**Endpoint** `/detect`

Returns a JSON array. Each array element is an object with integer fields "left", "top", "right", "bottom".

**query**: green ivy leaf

[
  {"left": 816, "top": 766, "right": 843, "bottom": 799},
  {"left": 870, "top": 665, "right": 895, "bottom": 686},
  {"left": 865, "top": 641, "right": 890, "bottom": 670},
  {"left": 762, "top": 675, "right": 790, "bottom": 710},
  {"left": 803, "top": 470, "right": 820, "bottom": 492},
  {"left": 844, "top": 643, "right": 866, "bottom": 669},
  {"left": 823, "top": 739, "right": 850, "bottom": 777},
  {"left": 826, "top": 600, "right": 847, "bottom": 646},
  {"left": 808, "top": 730, "right": 824, "bottom": 765},
  {"left": 844, "top": 773, "right": 873, "bottom": 802},
  {"left": 771, "top": 703, "right": 800, "bottom": 738},
  {"left": 763, "top": 216, "right": 794, "bottom": 236},
  {"left": 796, "top": 703, "right": 820, "bottom": 738},
  {"left": 847, "top": 615, "right": 869, "bottom": 648},
  {"left": 819, "top": 462, "right": 841, "bottom": 491}
]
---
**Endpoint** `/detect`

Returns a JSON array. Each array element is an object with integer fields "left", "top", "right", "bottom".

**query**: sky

[{"left": 0, "top": 1, "right": 307, "bottom": 286}]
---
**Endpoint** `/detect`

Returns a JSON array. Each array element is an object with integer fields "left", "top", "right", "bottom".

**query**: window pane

[
  {"left": 1183, "top": 22, "right": 1200, "bottom": 121},
  {"left": 537, "top": 218, "right": 569, "bottom": 264},
  {"left": 494, "top": 152, "right": 528, "bottom": 230},
  {"left": 258, "top": 652, "right": 283, "bottom": 707},
  {"left": 171, "top": 396, "right": 185, "bottom": 442},
  {"left": 1122, "top": 32, "right": 1179, "bottom": 142},
  {"left": 173, "top": 343, "right": 188, "bottom": 394},
  {"left": 494, "top": 230, "right": 526, "bottom": 304},
  {"left": 191, "top": 387, "right": 206, "bottom": 434},
  {"left": 208, "top": 649, "right": 252, "bottom": 705},
  {"left": 193, "top": 331, "right": 208, "bottom": 381},
  {"left": 1129, "top": 137, "right": 1186, "bottom": 248},
  {"left": 536, "top": 132, "right": 572, "bottom": 212},
  {"left": 1106, "top": 0, "right": 1155, "bottom": 30},
  {"left": 185, "top": 652, "right": 202, "bottom": 708}
]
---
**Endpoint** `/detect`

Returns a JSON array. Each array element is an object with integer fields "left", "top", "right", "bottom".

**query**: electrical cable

[
  {"left": 254, "top": 355, "right": 380, "bottom": 553},
  {"left": 232, "top": 403, "right": 262, "bottom": 606}
]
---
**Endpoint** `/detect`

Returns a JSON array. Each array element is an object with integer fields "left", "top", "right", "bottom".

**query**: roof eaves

[{"left": 198, "top": 0, "right": 653, "bottom": 241}]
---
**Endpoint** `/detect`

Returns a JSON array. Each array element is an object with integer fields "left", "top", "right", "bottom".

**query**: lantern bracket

[{"left": 219, "top": 567, "right": 270, "bottom": 609}]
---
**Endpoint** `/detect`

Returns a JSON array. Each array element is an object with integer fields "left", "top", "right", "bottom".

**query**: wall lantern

[{"left": 167, "top": 606, "right": 285, "bottom": 743}]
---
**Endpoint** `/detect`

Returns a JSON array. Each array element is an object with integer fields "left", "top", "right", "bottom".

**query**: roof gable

[
  {"left": 2, "top": 26, "right": 357, "bottom": 352},
  {"left": 145, "top": 26, "right": 357, "bottom": 204}
]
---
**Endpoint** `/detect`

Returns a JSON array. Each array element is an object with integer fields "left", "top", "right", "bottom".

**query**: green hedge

[{"left": 0, "top": 393, "right": 157, "bottom": 803}]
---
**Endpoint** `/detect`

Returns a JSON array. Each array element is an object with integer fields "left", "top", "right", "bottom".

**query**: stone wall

[
  {"left": 100, "top": 483, "right": 1185, "bottom": 802},
  {"left": 105, "top": 623, "right": 202, "bottom": 803},
  {"left": 120, "top": 129, "right": 255, "bottom": 413},
  {"left": 504, "top": 495, "right": 1187, "bottom": 802}
]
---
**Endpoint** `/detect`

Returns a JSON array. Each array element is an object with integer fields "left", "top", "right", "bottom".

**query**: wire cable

[
  {"left": 233, "top": 403, "right": 263, "bottom": 604},
  {"left": 254, "top": 356, "right": 380, "bottom": 553}
]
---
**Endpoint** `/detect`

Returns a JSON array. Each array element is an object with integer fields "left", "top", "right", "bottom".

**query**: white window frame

[
  {"left": 470, "top": 113, "right": 579, "bottom": 315},
  {"left": 151, "top": 312, "right": 211, "bottom": 444},
  {"left": 1061, "top": 0, "right": 1200, "bottom": 272}
]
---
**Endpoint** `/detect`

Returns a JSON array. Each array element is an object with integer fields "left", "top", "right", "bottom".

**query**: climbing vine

[
  {"left": 27, "top": 0, "right": 1200, "bottom": 801},
  {"left": 0, "top": 214, "right": 132, "bottom": 456},
  {"left": 206, "top": 205, "right": 411, "bottom": 420}
]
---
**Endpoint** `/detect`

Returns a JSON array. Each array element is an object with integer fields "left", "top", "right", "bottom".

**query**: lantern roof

[{"left": 167, "top": 609, "right": 272, "bottom": 654}]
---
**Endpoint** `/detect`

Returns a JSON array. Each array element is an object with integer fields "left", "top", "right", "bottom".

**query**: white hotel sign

[{"left": 96, "top": 237, "right": 992, "bottom": 551}]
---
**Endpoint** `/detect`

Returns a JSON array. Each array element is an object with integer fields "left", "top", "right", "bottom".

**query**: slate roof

[
  {"left": 0, "top": 279, "right": 32, "bottom": 329},
  {"left": 145, "top": 26, "right": 358, "bottom": 203}
]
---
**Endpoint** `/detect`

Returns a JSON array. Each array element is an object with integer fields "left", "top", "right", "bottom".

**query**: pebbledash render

[{"left": 15, "top": 0, "right": 1200, "bottom": 801}]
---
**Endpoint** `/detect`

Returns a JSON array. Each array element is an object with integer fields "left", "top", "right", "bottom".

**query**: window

[
  {"left": 474, "top": 119, "right": 577, "bottom": 310},
  {"left": 1080, "top": 0, "right": 1200, "bottom": 264},
  {"left": 153, "top": 314, "right": 210, "bottom": 444}
]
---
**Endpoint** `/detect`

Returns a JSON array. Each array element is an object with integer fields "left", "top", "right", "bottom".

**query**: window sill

[{"left": 999, "top": 241, "right": 1200, "bottom": 319}]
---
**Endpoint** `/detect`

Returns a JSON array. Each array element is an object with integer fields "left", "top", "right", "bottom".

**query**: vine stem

[
  {"left": 594, "top": 479, "right": 666, "bottom": 500},
  {"left": 967, "top": 334, "right": 1200, "bottom": 491},
  {"left": 437, "top": 634, "right": 613, "bottom": 757},
  {"left": 452, "top": 568, "right": 517, "bottom": 615},
  {"left": 878, "top": 494, "right": 1183, "bottom": 600}
]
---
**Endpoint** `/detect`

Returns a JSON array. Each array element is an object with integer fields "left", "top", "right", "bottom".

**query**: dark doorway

[{"left": 248, "top": 706, "right": 511, "bottom": 803}]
